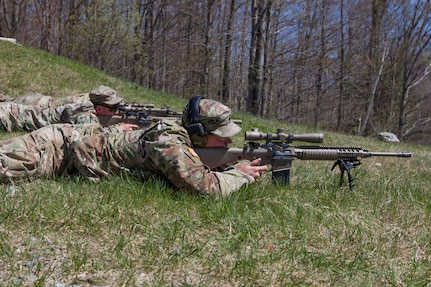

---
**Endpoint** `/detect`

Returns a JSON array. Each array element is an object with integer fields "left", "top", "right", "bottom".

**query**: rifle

[
  {"left": 98, "top": 105, "right": 183, "bottom": 128},
  {"left": 195, "top": 128, "right": 412, "bottom": 190},
  {"left": 98, "top": 105, "right": 242, "bottom": 128}
]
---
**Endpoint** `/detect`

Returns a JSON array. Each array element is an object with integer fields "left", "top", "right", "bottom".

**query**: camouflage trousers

[
  {"left": 0, "top": 92, "right": 89, "bottom": 108},
  {"left": 0, "top": 123, "right": 105, "bottom": 183},
  {"left": 0, "top": 101, "right": 97, "bottom": 132}
]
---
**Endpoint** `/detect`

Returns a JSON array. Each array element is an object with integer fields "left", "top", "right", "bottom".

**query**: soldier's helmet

[
  {"left": 182, "top": 96, "right": 241, "bottom": 146},
  {"left": 89, "top": 85, "right": 124, "bottom": 107}
]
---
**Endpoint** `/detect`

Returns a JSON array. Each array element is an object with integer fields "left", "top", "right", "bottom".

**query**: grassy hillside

[
  {"left": 0, "top": 40, "right": 430, "bottom": 286},
  {"left": 0, "top": 41, "right": 185, "bottom": 111}
]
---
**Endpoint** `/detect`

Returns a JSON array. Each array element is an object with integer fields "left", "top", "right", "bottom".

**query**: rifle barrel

[
  {"left": 293, "top": 147, "right": 412, "bottom": 160},
  {"left": 370, "top": 152, "right": 412, "bottom": 157}
]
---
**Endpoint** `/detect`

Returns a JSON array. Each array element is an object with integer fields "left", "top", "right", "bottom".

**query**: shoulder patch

[{"left": 188, "top": 147, "right": 200, "bottom": 158}]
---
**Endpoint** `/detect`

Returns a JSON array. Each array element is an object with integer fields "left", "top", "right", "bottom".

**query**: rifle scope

[
  {"left": 245, "top": 128, "right": 323, "bottom": 143},
  {"left": 119, "top": 103, "right": 156, "bottom": 109}
]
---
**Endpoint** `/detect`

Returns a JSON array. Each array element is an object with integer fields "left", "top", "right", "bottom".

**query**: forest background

[{"left": 1, "top": 0, "right": 431, "bottom": 144}]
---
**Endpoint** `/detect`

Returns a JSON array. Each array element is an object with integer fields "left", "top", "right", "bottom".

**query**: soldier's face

[
  {"left": 95, "top": 105, "right": 118, "bottom": 116},
  {"left": 205, "top": 134, "right": 232, "bottom": 148}
]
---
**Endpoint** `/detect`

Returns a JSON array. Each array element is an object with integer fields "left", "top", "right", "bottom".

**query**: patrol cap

[
  {"left": 185, "top": 98, "right": 241, "bottom": 138},
  {"left": 89, "top": 85, "right": 124, "bottom": 107}
]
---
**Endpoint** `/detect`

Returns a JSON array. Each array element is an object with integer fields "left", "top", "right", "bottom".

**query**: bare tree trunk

[
  {"left": 202, "top": 0, "right": 215, "bottom": 96},
  {"left": 401, "top": 62, "right": 431, "bottom": 137},
  {"left": 247, "top": 0, "right": 258, "bottom": 114},
  {"left": 396, "top": 1, "right": 431, "bottom": 140},
  {"left": 314, "top": 0, "right": 327, "bottom": 127},
  {"left": 247, "top": 0, "right": 271, "bottom": 116},
  {"left": 0, "top": 0, "right": 26, "bottom": 37},
  {"left": 259, "top": 0, "right": 271, "bottom": 117},
  {"left": 369, "top": 0, "right": 386, "bottom": 61},
  {"left": 359, "top": 45, "right": 388, "bottom": 135},
  {"left": 234, "top": 0, "right": 250, "bottom": 110},
  {"left": 129, "top": 1, "right": 144, "bottom": 86},
  {"left": 221, "top": 0, "right": 235, "bottom": 104},
  {"left": 266, "top": 2, "right": 283, "bottom": 118},
  {"left": 146, "top": 0, "right": 156, "bottom": 89},
  {"left": 337, "top": 0, "right": 345, "bottom": 130}
]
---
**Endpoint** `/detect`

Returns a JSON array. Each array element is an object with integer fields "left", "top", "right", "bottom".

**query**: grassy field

[{"left": 0, "top": 41, "right": 430, "bottom": 286}]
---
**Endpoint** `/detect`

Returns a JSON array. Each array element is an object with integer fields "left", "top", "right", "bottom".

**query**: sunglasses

[{"left": 100, "top": 105, "right": 119, "bottom": 112}]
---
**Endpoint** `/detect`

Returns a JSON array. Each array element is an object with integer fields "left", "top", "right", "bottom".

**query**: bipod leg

[{"left": 331, "top": 159, "right": 360, "bottom": 190}]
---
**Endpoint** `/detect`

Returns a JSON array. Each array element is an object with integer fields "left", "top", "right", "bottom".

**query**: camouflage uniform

[
  {"left": 0, "top": 91, "right": 90, "bottom": 108},
  {"left": 1, "top": 86, "right": 123, "bottom": 108},
  {"left": 0, "top": 123, "right": 105, "bottom": 183},
  {"left": 69, "top": 98, "right": 253, "bottom": 195},
  {"left": 70, "top": 120, "right": 254, "bottom": 195},
  {"left": 0, "top": 101, "right": 99, "bottom": 132},
  {"left": 0, "top": 120, "right": 253, "bottom": 195},
  {"left": 0, "top": 86, "right": 124, "bottom": 132},
  {"left": 0, "top": 98, "right": 255, "bottom": 196}
]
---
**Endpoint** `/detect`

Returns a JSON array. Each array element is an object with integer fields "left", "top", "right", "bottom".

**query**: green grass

[{"left": 1, "top": 40, "right": 431, "bottom": 286}]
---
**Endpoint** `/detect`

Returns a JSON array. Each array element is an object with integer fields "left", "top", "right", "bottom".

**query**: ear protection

[{"left": 184, "top": 95, "right": 207, "bottom": 147}]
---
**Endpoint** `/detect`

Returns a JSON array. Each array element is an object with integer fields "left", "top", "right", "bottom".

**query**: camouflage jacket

[
  {"left": 0, "top": 92, "right": 90, "bottom": 108},
  {"left": 0, "top": 101, "right": 123, "bottom": 133},
  {"left": 70, "top": 120, "right": 255, "bottom": 196}
]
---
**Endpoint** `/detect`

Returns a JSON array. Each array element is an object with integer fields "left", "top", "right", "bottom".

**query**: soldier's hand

[
  {"left": 236, "top": 158, "right": 268, "bottom": 180},
  {"left": 120, "top": 123, "right": 139, "bottom": 131}
]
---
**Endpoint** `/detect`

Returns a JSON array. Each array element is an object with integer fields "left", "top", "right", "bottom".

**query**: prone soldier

[
  {"left": 0, "top": 97, "right": 267, "bottom": 196},
  {"left": 0, "top": 86, "right": 137, "bottom": 132}
]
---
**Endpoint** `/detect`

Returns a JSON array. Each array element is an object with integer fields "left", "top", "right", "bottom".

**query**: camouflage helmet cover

[
  {"left": 183, "top": 98, "right": 241, "bottom": 138},
  {"left": 89, "top": 85, "right": 124, "bottom": 107}
]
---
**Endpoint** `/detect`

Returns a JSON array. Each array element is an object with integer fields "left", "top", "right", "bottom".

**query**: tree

[
  {"left": 247, "top": 0, "right": 272, "bottom": 116},
  {"left": 3, "top": 0, "right": 431, "bottom": 144},
  {"left": 395, "top": 1, "right": 431, "bottom": 140},
  {"left": 0, "top": 0, "right": 28, "bottom": 38},
  {"left": 220, "top": 0, "right": 235, "bottom": 104}
]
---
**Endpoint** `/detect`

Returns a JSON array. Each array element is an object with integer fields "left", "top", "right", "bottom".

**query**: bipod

[{"left": 331, "top": 158, "right": 361, "bottom": 190}]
